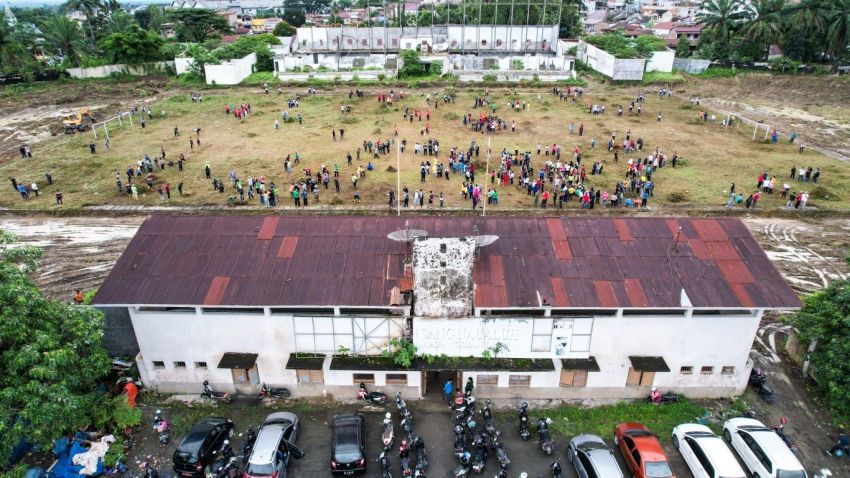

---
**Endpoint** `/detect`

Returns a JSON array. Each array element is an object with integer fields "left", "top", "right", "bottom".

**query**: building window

[
  {"left": 508, "top": 375, "right": 531, "bottom": 388},
  {"left": 353, "top": 373, "right": 375, "bottom": 384},
  {"left": 195, "top": 361, "right": 208, "bottom": 369},
  {"left": 560, "top": 369, "right": 588, "bottom": 387},
  {"left": 297, "top": 369, "right": 324, "bottom": 384},
  {"left": 721, "top": 366, "right": 735, "bottom": 375},
  {"left": 152, "top": 361, "right": 165, "bottom": 369},
  {"left": 386, "top": 373, "right": 407, "bottom": 385},
  {"left": 477, "top": 374, "right": 498, "bottom": 386},
  {"left": 481, "top": 40, "right": 487, "bottom": 46},
  {"left": 625, "top": 368, "right": 655, "bottom": 387},
  {"left": 701, "top": 366, "right": 714, "bottom": 375},
  {"left": 680, "top": 366, "right": 693, "bottom": 375},
  {"left": 173, "top": 361, "right": 187, "bottom": 368}
]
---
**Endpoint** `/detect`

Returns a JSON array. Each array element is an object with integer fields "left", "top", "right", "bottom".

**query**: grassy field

[{"left": 2, "top": 84, "right": 849, "bottom": 211}]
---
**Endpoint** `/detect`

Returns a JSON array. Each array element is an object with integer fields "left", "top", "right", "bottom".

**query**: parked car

[
  {"left": 723, "top": 418, "right": 808, "bottom": 478},
  {"left": 672, "top": 424, "right": 746, "bottom": 478},
  {"left": 331, "top": 414, "right": 366, "bottom": 475},
  {"left": 567, "top": 434, "right": 625, "bottom": 478},
  {"left": 614, "top": 423, "right": 675, "bottom": 478},
  {"left": 173, "top": 417, "right": 234, "bottom": 477},
  {"left": 245, "top": 412, "right": 304, "bottom": 478}
]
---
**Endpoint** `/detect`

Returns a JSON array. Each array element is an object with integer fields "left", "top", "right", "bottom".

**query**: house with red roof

[{"left": 94, "top": 216, "right": 800, "bottom": 399}]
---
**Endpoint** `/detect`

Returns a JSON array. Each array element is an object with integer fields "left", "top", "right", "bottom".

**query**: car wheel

[
  {"left": 723, "top": 429, "right": 732, "bottom": 443},
  {"left": 229, "top": 428, "right": 234, "bottom": 438},
  {"left": 613, "top": 434, "right": 618, "bottom": 445},
  {"left": 673, "top": 435, "right": 680, "bottom": 449},
  {"left": 567, "top": 448, "right": 574, "bottom": 463}
]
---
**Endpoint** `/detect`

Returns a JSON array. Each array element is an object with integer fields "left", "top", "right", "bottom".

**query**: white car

[
  {"left": 723, "top": 418, "right": 807, "bottom": 478},
  {"left": 672, "top": 423, "right": 745, "bottom": 478}
]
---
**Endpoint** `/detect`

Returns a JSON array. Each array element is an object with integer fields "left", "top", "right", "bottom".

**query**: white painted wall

[
  {"left": 204, "top": 52, "right": 256, "bottom": 85},
  {"left": 673, "top": 58, "right": 710, "bottom": 74},
  {"left": 646, "top": 50, "right": 675, "bottom": 73},
  {"left": 174, "top": 57, "right": 195, "bottom": 75},
  {"left": 577, "top": 40, "right": 646, "bottom": 80},
  {"left": 66, "top": 61, "right": 175, "bottom": 79}
]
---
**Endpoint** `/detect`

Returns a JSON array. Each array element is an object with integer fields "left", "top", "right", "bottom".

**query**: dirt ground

[{"left": 2, "top": 81, "right": 849, "bottom": 212}]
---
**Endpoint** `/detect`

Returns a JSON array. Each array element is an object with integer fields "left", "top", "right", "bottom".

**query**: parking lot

[{"left": 135, "top": 397, "right": 696, "bottom": 478}]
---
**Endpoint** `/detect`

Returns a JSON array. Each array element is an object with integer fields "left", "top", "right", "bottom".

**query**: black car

[
  {"left": 331, "top": 414, "right": 366, "bottom": 475},
  {"left": 173, "top": 417, "right": 234, "bottom": 477}
]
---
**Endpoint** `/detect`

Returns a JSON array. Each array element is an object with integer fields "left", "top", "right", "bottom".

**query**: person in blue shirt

[{"left": 444, "top": 379, "right": 454, "bottom": 406}]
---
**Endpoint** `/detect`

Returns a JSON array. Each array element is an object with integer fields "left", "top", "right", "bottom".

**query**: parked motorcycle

[
  {"left": 382, "top": 413, "right": 394, "bottom": 447},
  {"left": 396, "top": 391, "right": 411, "bottom": 419},
  {"left": 471, "top": 434, "right": 489, "bottom": 473},
  {"left": 399, "top": 417, "right": 413, "bottom": 441},
  {"left": 493, "top": 432, "right": 510, "bottom": 469},
  {"left": 453, "top": 427, "right": 467, "bottom": 463},
  {"left": 208, "top": 456, "right": 238, "bottom": 478},
  {"left": 411, "top": 434, "right": 428, "bottom": 470},
  {"left": 750, "top": 368, "right": 777, "bottom": 404},
  {"left": 400, "top": 455, "right": 412, "bottom": 477},
  {"left": 518, "top": 402, "right": 530, "bottom": 441},
  {"left": 452, "top": 395, "right": 476, "bottom": 423},
  {"left": 359, "top": 383, "right": 388, "bottom": 405},
  {"left": 152, "top": 410, "right": 169, "bottom": 445},
  {"left": 202, "top": 381, "right": 232, "bottom": 403},
  {"left": 536, "top": 418, "right": 553, "bottom": 455},
  {"left": 480, "top": 400, "right": 496, "bottom": 436},
  {"left": 378, "top": 447, "right": 393, "bottom": 478},
  {"left": 240, "top": 428, "right": 256, "bottom": 464},
  {"left": 258, "top": 383, "right": 290, "bottom": 400},
  {"left": 450, "top": 450, "right": 471, "bottom": 478},
  {"left": 550, "top": 459, "right": 563, "bottom": 478},
  {"left": 413, "top": 462, "right": 426, "bottom": 478},
  {"left": 647, "top": 388, "right": 681, "bottom": 405}
]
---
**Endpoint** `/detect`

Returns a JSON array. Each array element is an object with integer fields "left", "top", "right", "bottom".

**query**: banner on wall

[{"left": 551, "top": 319, "right": 574, "bottom": 357}]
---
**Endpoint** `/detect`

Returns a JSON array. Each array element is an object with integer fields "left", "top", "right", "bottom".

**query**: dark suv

[
  {"left": 331, "top": 414, "right": 366, "bottom": 475},
  {"left": 172, "top": 417, "right": 234, "bottom": 477}
]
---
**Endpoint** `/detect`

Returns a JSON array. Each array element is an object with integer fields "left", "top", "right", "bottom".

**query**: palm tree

[
  {"left": 697, "top": 0, "right": 747, "bottom": 52},
  {"left": 740, "top": 0, "right": 784, "bottom": 59},
  {"left": 42, "top": 15, "right": 86, "bottom": 66},
  {"left": 783, "top": 0, "right": 828, "bottom": 33},
  {"left": 0, "top": 12, "right": 29, "bottom": 71},
  {"left": 102, "top": 10, "right": 136, "bottom": 36},
  {"left": 825, "top": 0, "right": 850, "bottom": 58}
]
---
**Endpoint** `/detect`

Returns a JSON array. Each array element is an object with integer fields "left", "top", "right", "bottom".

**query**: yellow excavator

[{"left": 62, "top": 108, "right": 96, "bottom": 133}]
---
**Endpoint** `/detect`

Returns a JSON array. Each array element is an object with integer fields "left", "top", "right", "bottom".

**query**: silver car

[
  {"left": 568, "top": 434, "right": 626, "bottom": 478},
  {"left": 245, "top": 412, "right": 302, "bottom": 478}
]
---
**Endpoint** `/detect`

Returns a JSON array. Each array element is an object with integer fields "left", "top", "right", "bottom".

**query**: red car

[{"left": 614, "top": 423, "right": 676, "bottom": 478}]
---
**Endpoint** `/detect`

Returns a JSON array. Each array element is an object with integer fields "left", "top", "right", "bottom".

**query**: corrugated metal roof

[{"left": 92, "top": 216, "right": 802, "bottom": 310}]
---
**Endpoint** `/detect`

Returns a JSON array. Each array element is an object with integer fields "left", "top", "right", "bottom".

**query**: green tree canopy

[
  {"left": 790, "top": 275, "right": 850, "bottom": 426},
  {"left": 42, "top": 15, "right": 87, "bottom": 66},
  {"left": 168, "top": 8, "right": 232, "bottom": 43},
  {"left": 99, "top": 25, "right": 166, "bottom": 64},
  {"left": 0, "top": 231, "right": 111, "bottom": 461},
  {"left": 697, "top": 0, "right": 747, "bottom": 53},
  {"left": 272, "top": 20, "right": 295, "bottom": 36},
  {"left": 282, "top": 7, "right": 306, "bottom": 27},
  {"left": 675, "top": 35, "right": 691, "bottom": 57},
  {"left": 0, "top": 12, "right": 31, "bottom": 73}
]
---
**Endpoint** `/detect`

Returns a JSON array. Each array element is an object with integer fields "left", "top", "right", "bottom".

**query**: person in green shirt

[{"left": 292, "top": 186, "right": 300, "bottom": 207}]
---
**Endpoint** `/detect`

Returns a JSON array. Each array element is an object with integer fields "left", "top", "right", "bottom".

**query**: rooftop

[{"left": 93, "top": 216, "right": 801, "bottom": 310}]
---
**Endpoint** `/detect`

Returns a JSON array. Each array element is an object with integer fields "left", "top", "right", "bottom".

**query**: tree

[
  {"left": 825, "top": 0, "right": 850, "bottom": 59},
  {"left": 135, "top": 4, "right": 166, "bottom": 32},
  {"left": 697, "top": 0, "right": 747, "bottom": 53},
  {"left": 739, "top": 0, "right": 784, "bottom": 60},
  {"left": 63, "top": 0, "right": 120, "bottom": 44},
  {"left": 789, "top": 276, "right": 850, "bottom": 425},
  {"left": 0, "top": 230, "right": 111, "bottom": 462},
  {"left": 398, "top": 49, "right": 426, "bottom": 78},
  {"left": 675, "top": 35, "right": 692, "bottom": 57},
  {"left": 168, "top": 9, "right": 232, "bottom": 43},
  {"left": 282, "top": 7, "right": 306, "bottom": 27},
  {"left": 0, "top": 13, "right": 30, "bottom": 72},
  {"left": 272, "top": 20, "right": 295, "bottom": 36},
  {"left": 784, "top": 0, "right": 828, "bottom": 33},
  {"left": 99, "top": 25, "right": 165, "bottom": 64},
  {"left": 42, "top": 15, "right": 87, "bottom": 66},
  {"left": 101, "top": 10, "right": 137, "bottom": 36}
]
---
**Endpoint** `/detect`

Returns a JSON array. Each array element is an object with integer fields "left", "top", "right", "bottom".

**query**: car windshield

[
  {"left": 777, "top": 470, "right": 807, "bottom": 478},
  {"left": 247, "top": 462, "right": 276, "bottom": 476},
  {"left": 334, "top": 445, "right": 361, "bottom": 463},
  {"left": 174, "top": 451, "right": 198, "bottom": 464},
  {"left": 645, "top": 461, "right": 674, "bottom": 478}
]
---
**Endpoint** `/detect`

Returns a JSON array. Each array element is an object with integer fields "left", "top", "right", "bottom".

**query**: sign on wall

[{"left": 413, "top": 317, "right": 593, "bottom": 359}]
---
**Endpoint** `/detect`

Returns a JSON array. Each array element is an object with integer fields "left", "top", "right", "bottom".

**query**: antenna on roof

[
  {"left": 387, "top": 223, "right": 429, "bottom": 243},
  {"left": 671, "top": 226, "right": 682, "bottom": 253}
]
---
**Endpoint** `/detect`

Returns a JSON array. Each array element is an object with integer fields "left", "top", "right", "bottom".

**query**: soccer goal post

[{"left": 91, "top": 111, "right": 133, "bottom": 140}]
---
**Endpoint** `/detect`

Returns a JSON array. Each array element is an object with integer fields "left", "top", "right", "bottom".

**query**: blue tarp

[{"left": 49, "top": 434, "right": 104, "bottom": 478}]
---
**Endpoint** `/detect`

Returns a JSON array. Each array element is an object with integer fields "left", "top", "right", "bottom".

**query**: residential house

[{"left": 584, "top": 10, "right": 609, "bottom": 35}]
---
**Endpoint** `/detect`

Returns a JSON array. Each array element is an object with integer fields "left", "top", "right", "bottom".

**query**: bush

[
  {"left": 667, "top": 192, "right": 687, "bottom": 203},
  {"left": 94, "top": 395, "right": 142, "bottom": 431},
  {"left": 428, "top": 61, "right": 443, "bottom": 75},
  {"left": 482, "top": 74, "right": 497, "bottom": 82},
  {"left": 809, "top": 185, "right": 838, "bottom": 201},
  {"left": 584, "top": 33, "right": 666, "bottom": 59},
  {"left": 510, "top": 59, "right": 524, "bottom": 70}
]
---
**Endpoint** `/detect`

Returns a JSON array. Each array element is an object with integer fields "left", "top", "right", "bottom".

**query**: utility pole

[
  {"left": 483, "top": 134, "right": 491, "bottom": 217},
  {"left": 396, "top": 139, "right": 401, "bottom": 216}
]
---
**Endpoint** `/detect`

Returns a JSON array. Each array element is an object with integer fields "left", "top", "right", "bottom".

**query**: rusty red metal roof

[{"left": 92, "top": 216, "right": 801, "bottom": 310}]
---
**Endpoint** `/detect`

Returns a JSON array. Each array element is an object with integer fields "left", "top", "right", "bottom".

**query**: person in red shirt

[{"left": 123, "top": 380, "right": 139, "bottom": 408}]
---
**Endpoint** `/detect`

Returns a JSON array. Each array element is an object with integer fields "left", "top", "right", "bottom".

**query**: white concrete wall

[
  {"left": 454, "top": 70, "right": 576, "bottom": 82},
  {"left": 174, "top": 57, "right": 195, "bottom": 75},
  {"left": 204, "top": 52, "right": 257, "bottom": 85},
  {"left": 446, "top": 25, "right": 558, "bottom": 52},
  {"left": 66, "top": 61, "right": 175, "bottom": 79},
  {"left": 577, "top": 40, "right": 646, "bottom": 80},
  {"left": 278, "top": 52, "right": 394, "bottom": 72},
  {"left": 646, "top": 50, "right": 675, "bottom": 73},
  {"left": 673, "top": 57, "right": 710, "bottom": 74}
]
